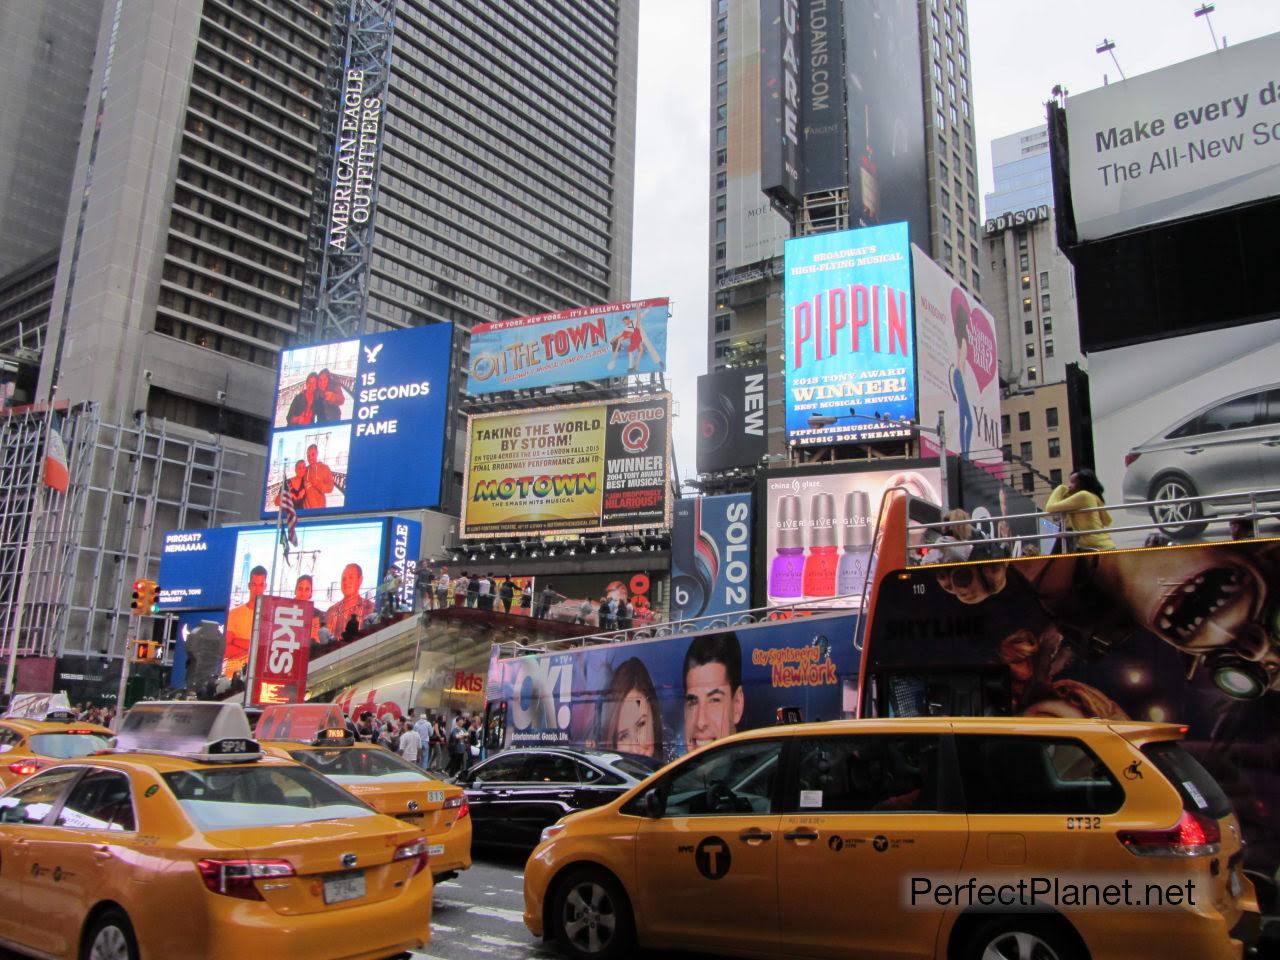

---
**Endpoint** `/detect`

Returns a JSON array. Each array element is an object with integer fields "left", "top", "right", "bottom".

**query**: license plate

[
  {"left": 428, "top": 844, "right": 445, "bottom": 856},
  {"left": 427, "top": 790, "right": 445, "bottom": 803},
  {"left": 323, "top": 870, "right": 366, "bottom": 904},
  {"left": 399, "top": 813, "right": 425, "bottom": 826}
]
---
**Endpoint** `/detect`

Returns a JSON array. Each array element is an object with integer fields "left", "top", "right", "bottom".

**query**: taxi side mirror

[{"left": 642, "top": 788, "right": 665, "bottom": 819}]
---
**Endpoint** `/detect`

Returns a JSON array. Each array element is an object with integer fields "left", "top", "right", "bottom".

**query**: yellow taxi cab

[
  {"left": 0, "top": 701, "right": 432, "bottom": 960},
  {"left": 524, "top": 717, "right": 1260, "bottom": 960},
  {"left": 0, "top": 717, "right": 114, "bottom": 790},
  {"left": 256, "top": 703, "right": 472, "bottom": 882}
]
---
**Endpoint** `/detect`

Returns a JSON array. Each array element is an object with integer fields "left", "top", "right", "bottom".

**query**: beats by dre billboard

[
  {"left": 671, "top": 494, "right": 753, "bottom": 621},
  {"left": 696, "top": 366, "right": 767, "bottom": 474}
]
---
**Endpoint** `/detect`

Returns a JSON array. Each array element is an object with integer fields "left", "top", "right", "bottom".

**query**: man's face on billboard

[
  {"left": 307, "top": 445, "right": 319, "bottom": 465},
  {"left": 341, "top": 564, "right": 362, "bottom": 599},
  {"left": 248, "top": 572, "right": 267, "bottom": 599},
  {"left": 683, "top": 662, "right": 743, "bottom": 751},
  {"left": 295, "top": 579, "right": 312, "bottom": 601}
]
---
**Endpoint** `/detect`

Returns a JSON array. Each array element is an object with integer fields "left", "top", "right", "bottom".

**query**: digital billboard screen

[
  {"left": 261, "top": 323, "right": 452, "bottom": 517},
  {"left": 465, "top": 299, "right": 669, "bottom": 395},
  {"left": 783, "top": 223, "right": 917, "bottom": 445},
  {"left": 461, "top": 395, "right": 671, "bottom": 539},
  {"left": 696, "top": 366, "right": 767, "bottom": 473}
]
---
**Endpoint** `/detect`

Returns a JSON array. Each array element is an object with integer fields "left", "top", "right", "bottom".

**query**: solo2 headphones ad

[{"left": 671, "top": 494, "right": 753, "bottom": 620}]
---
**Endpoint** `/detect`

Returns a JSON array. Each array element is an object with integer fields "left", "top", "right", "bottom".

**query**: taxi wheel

[
  {"left": 553, "top": 867, "right": 634, "bottom": 960},
  {"left": 81, "top": 908, "right": 139, "bottom": 960},
  {"left": 962, "top": 915, "right": 1085, "bottom": 960}
]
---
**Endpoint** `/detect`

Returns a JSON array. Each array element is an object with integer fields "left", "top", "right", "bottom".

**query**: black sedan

[{"left": 459, "top": 747, "right": 661, "bottom": 849}]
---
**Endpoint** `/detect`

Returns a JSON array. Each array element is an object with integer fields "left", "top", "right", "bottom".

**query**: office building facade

[
  {"left": 983, "top": 123, "right": 1052, "bottom": 220},
  {"left": 707, "top": 0, "right": 982, "bottom": 460}
]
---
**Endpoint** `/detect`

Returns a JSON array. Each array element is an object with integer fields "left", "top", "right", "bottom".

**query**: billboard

[
  {"left": 912, "top": 245, "right": 1002, "bottom": 468},
  {"left": 696, "top": 366, "right": 767, "bottom": 473},
  {"left": 1090, "top": 316, "right": 1280, "bottom": 545},
  {"left": 725, "top": 1, "right": 792, "bottom": 269},
  {"left": 1064, "top": 32, "right": 1280, "bottom": 242},
  {"left": 262, "top": 323, "right": 452, "bottom": 517},
  {"left": 783, "top": 223, "right": 916, "bottom": 444},
  {"left": 492, "top": 613, "right": 860, "bottom": 761},
  {"left": 250, "top": 596, "right": 312, "bottom": 706},
  {"left": 801, "top": 0, "right": 848, "bottom": 192},
  {"left": 763, "top": 463, "right": 940, "bottom": 607},
  {"left": 672, "top": 495, "right": 753, "bottom": 620},
  {"left": 461, "top": 396, "right": 671, "bottom": 539},
  {"left": 513, "top": 572, "right": 660, "bottom": 629},
  {"left": 465, "top": 299, "right": 668, "bottom": 395},
  {"left": 156, "top": 529, "right": 238, "bottom": 611},
  {"left": 760, "top": 0, "right": 802, "bottom": 209},
  {"left": 845, "top": 0, "right": 929, "bottom": 241}
]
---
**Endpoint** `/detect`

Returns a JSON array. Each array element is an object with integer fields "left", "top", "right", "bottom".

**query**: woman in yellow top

[{"left": 1046, "top": 468, "right": 1116, "bottom": 551}]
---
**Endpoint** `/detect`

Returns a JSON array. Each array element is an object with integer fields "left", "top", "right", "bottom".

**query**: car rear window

[
  {"left": 288, "top": 747, "right": 428, "bottom": 785},
  {"left": 612, "top": 757, "right": 659, "bottom": 780},
  {"left": 162, "top": 764, "right": 375, "bottom": 830},
  {"left": 956, "top": 735, "right": 1124, "bottom": 814},
  {"left": 1140, "top": 741, "right": 1232, "bottom": 819},
  {"left": 27, "top": 733, "right": 112, "bottom": 759}
]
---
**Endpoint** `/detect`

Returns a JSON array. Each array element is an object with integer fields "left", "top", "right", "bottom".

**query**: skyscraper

[
  {"left": 984, "top": 124, "right": 1052, "bottom": 219},
  {"left": 707, "top": 0, "right": 981, "bottom": 458}
]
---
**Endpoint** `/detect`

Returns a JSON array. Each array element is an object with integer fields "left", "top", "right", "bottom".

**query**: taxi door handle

[
  {"left": 738, "top": 828, "right": 773, "bottom": 844},
  {"left": 11, "top": 837, "right": 28, "bottom": 848},
  {"left": 93, "top": 846, "right": 113, "bottom": 863},
  {"left": 784, "top": 829, "right": 819, "bottom": 842}
]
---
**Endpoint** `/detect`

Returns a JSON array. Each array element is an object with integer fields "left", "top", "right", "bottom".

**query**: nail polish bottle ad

[
  {"left": 802, "top": 493, "right": 838, "bottom": 598},
  {"left": 769, "top": 494, "right": 805, "bottom": 603},
  {"left": 836, "top": 490, "right": 873, "bottom": 600}
]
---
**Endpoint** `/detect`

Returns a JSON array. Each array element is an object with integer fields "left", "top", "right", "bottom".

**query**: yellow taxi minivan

[
  {"left": 0, "top": 701, "right": 432, "bottom": 960},
  {"left": 524, "top": 717, "right": 1260, "bottom": 960},
  {"left": 257, "top": 703, "right": 472, "bottom": 881}
]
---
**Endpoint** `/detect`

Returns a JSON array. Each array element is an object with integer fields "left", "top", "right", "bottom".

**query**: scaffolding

[{"left": 0, "top": 402, "right": 245, "bottom": 670}]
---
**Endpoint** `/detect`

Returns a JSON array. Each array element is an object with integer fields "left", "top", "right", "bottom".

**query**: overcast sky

[{"left": 629, "top": 0, "right": 1280, "bottom": 488}]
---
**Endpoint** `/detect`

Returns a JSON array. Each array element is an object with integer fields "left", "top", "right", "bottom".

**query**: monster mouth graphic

[{"left": 1156, "top": 567, "right": 1249, "bottom": 643}]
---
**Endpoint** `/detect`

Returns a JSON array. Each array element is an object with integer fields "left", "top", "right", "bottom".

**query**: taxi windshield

[
  {"left": 27, "top": 733, "right": 112, "bottom": 759},
  {"left": 162, "top": 764, "right": 375, "bottom": 830},
  {"left": 288, "top": 747, "right": 429, "bottom": 785}
]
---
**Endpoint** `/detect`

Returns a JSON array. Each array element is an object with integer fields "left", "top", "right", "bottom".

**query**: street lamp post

[{"left": 804, "top": 408, "right": 949, "bottom": 515}]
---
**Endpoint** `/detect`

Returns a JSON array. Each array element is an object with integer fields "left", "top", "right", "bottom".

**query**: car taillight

[
  {"left": 393, "top": 839, "right": 430, "bottom": 877},
  {"left": 66, "top": 729, "right": 95, "bottom": 735},
  {"left": 443, "top": 794, "right": 469, "bottom": 820},
  {"left": 197, "top": 859, "right": 295, "bottom": 900},
  {"left": 1118, "top": 810, "right": 1221, "bottom": 857},
  {"left": 1124, "top": 451, "right": 1141, "bottom": 467},
  {"left": 8, "top": 760, "right": 43, "bottom": 777}
]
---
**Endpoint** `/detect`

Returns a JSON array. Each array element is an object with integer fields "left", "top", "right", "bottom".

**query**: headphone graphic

[
  {"left": 672, "top": 499, "right": 720, "bottom": 619},
  {"left": 697, "top": 387, "right": 737, "bottom": 465}
]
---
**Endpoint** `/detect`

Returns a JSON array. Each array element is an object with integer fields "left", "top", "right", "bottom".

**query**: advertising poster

[
  {"left": 462, "top": 396, "right": 671, "bottom": 538},
  {"left": 493, "top": 613, "right": 861, "bottom": 763},
  {"left": 801, "top": 0, "right": 848, "bottom": 193},
  {"left": 696, "top": 366, "right": 767, "bottom": 473},
  {"left": 465, "top": 299, "right": 668, "bottom": 395},
  {"left": 262, "top": 323, "right": 452, "bottom": 517},
  {"left": 672, "top": 495, "right": 753, "bottom": 621},
  {"left": 763, "top": 464, "right": 940, "bottom": 607},
  {"left": 250, "top": 596, "right": 313, "bottom": 706},
  {"left": 870, "top": 539, "right": 1280, "bottom": 876},
  {"left": 912, "top": 245, "right": 1002, "bottom": 469},
  {"left": 156, "top": 529, "right": 238, "bottom": 611},
  {"left": 784, "top": 223, "right": 917, "bottom": 445},
  {"left": 1065, "top": 32, "right": 1280, "bottom": 241},
  {"left": 1090, "top": 317, "right": 1280, "bottom": 545}
]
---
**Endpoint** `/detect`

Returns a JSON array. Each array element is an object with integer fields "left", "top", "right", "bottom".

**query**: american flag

[{"left": 279, "top": 478, "right": 299, "bottom": 556}]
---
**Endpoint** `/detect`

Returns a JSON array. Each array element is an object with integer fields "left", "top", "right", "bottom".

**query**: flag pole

[{"left": 245, "top": 461, "right": 288, "bottom": 707}]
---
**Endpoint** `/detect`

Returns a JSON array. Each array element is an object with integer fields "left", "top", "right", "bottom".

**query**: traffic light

[
  {"left": 130, "top": 579, "right": 158, "bottom": 616},
  {"left": 131, "top": 640, "right": 161, "bottom": 662}
]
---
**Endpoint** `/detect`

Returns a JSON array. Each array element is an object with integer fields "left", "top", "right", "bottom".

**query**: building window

[
  {"left": 716, "top": 126, "right": 727, "bottom": 146},
  {"left": 717, "top": 82, "right": 727, "bottom": 101},
  {"left": 716, "top": 172, "right": 726, "bottom": 189},
  {"left": 1022, "top": 297, "right": 1032, "bottom": 312},
  {"left": 972, "top": 269, "right": 981, "bottom": 289},
  {"left": 944, "top": 240, "right": 953, "bottom": 261},
  {"left": 1048, "top": 437, "right": 1062, "bottom": 458},
  {"left": 941, "top": 186, "right": 950, "bottom": 207},
  {"left": 949, "top": 104, "right": 958, "bottom": 126},
  {"left": 1019, "top": 254, "right": 1030, "bottom": 271},
  {"left": 1002, "top": 444, "right": 1013, "bottom": 461},
  {"left": 933, "top": 37, "right": 942, "bottom": 59},
  {"left": 715, "top": 194, "right": 726, "bottom": 213},
  {"left": 715, "top": 242, "right": 725, "bottom": 261},
  {"left": 939, "top": 157, "right": 949, "bottom": 180},
  {"left": 1045, "top": 338, "right": 1055, "bottom": 358},
  {"left": 1026, "top": 343, "right": 1036, "bottom": 358},
  {"left": 1001, "top": 414, "right": 1010, "bottom": 434},
  {"left": 1021, "top": 275, "right": 1031, "bottom": 289},
  {"left": 933, "top": 61, "right": 943, "bottom": 84},
  {"left": 1039, "top": 270, "right": 1049, "bottom": 289},
  {"left": 948, "top": 79, "right": 957, "bottom": 102},
  {"left": 716, "top": 149, "right": 727, "bottom": 166},
  {"left": 717, "top": 38, "right": 727, "bottom": 58},
  {"left": 942, "top": 212, "right": 952, "bottom": 235},
  {"left": 947, "top": 56, "right": 956, "bottom": 77},
  {"left": 931, "top": 12, "right": 940, "bottom": 34},
  {"left": 1017, "top": 231, "right": 1028, "bottom": 250},
  {"left": 714, "top": 339, "right": 731, "bottom": 359},
  {"left": 1018, "top": 412, "right": 1031, "bottom": 431},
  {"left": 1050, "top": 468, "right": 1063, "bottom": 486},
  {"left": 962, "top": 98, "right": 970, "bottom": 118},
  {"left": 1028, "top": 365, "right": 1038, "bottom": 381},
  {"left": 714, "top": 314, "right": 731, "bottom": 334},
  {"left": 1022, "top": 473, "right": 1034, "bottom": 493},
  {"left": 1041, "top": 293, "right": 1051, "bottom": 310},
  {"left": 1024, "top": 319, "right": 1034, "bottom": 335},
  {"left": 718, "top": 17, "right": 726, "bottom": 35},
  {"left": 1043, "top": 316, "right": 1052, "bottom": 333},
  {"left": 936, "top": 108, "right": 946, "bottom": 131},
  {"left": 1046, "top": 407, "right": 1059, "bottom": 428},
  {"left": 715, "top": 219, "right": 726, "bottom": 239},
  {"left": 1020, "top": 441, "right": 1033, "bottom": 461},
  {"left": 946, "top": 34, "right": 954, "bottom": 54},
  {"left": 717, "top": 61, "right": 727, "bottom": 82}
]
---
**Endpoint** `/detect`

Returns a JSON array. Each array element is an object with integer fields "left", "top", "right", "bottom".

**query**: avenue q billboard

[
  {"left": 261, "top": 324, "right": 451, "bottom": 517},
  {"left": 1065, "top": 31, "right": 1280, "bottom": 240},
  {"left": 465, "top": 299, "right": 669, "bottom": 394},
  {"left": 783, "top": 223, "right": 916, "bottom": 445},
  {"left": 461, "top": 396, "right": 671, "bottom": 539}
]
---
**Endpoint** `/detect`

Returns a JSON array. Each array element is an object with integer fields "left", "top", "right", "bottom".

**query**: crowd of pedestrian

[
  {"left": 415, "top": 567, "right": 534, "bottom": 615},
  {"left": 340, "top": 707, "right": 482, "bottom": 779}
]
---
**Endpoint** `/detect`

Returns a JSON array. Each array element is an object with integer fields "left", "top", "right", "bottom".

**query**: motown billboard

[
  {"left": 461, "top": 395, "right": 672, "bottom": 538},
  {"left": 465, "top": 299, "right": 669, "bottom": 395},
  {"left": 261, "top": 323, "right": 451, "bottom": 517}
]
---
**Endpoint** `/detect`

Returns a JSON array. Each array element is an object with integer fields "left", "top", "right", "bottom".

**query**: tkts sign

[{"left": 251, "top": 597, "right": 313, "bottom": 706}]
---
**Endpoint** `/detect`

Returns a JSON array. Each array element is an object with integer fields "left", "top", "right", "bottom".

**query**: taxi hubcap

[
  {"left": 981, "top": 931, "right": 1060, "bottom": 960},
  {"left": 563, "top": 881, "right": 616, "bottom": 955},
  {"left": 89, "top": 925, "right": 130, "bottom": 960}
]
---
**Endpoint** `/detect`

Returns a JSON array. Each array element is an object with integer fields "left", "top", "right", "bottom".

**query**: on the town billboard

[
  {"left": 783, "top": 222, "right": 917, "bottom": 445},
  {"left": 261, "top": 323, "right": 452, "bottom": 517},
  {"left": 460, "top": 396, "right": 671, "bottom": 539},
  {"left": 465, "top": 299, "right": 668, "bottom": 395}
]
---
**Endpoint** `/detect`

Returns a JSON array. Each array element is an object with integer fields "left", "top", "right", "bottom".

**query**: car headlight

[{"left": 539, "top": 823, "right": 566, "bottom": 845}]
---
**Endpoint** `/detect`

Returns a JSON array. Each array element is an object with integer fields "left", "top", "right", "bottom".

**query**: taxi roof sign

[
  {"left": 116, "top": 701, "right": 262, "bottom": 762},
  {"left": 4, "top": 692, "right": 74, "bottom": 721},
  {"left": 256, "top": 703, "right": 346, "bottom": 743}
]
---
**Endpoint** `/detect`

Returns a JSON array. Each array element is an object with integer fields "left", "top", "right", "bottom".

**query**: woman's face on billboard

[{"left": 612, "top": 691, "right": 655, "bottom": 757}]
